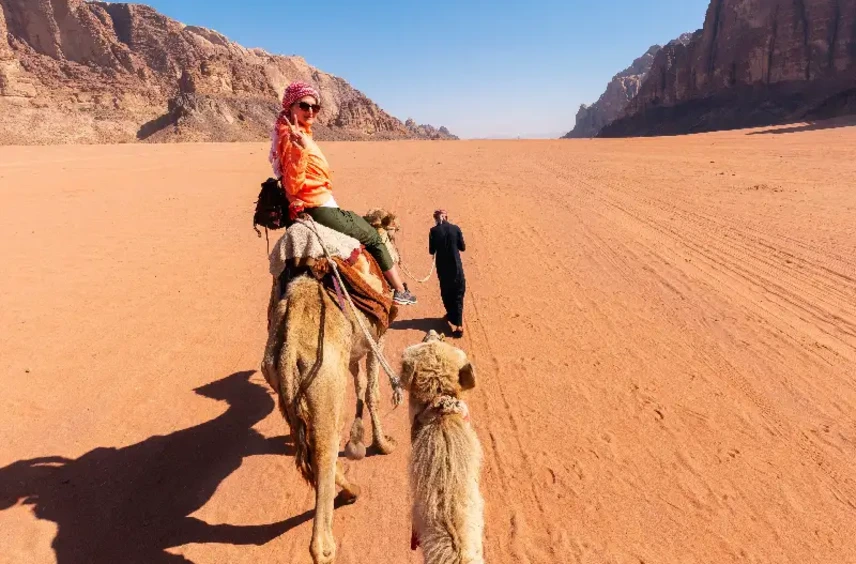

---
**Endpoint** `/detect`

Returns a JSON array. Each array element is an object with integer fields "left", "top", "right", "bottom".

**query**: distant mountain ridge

[
  {"left": 563, "top": 34, "right": 695, "bottom": 139},
  {"left": 0, "top": 0, "right": 458, "bottom": 144},
  {"left": 598, "top": 0, "right": 856, "bottom": 137},
  {"left": 563, "top": 44, "right": 663, "bottom": 138}
]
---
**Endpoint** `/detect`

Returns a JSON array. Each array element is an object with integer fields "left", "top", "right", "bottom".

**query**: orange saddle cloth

[{"left": 298, "top": 247, "right": 397, "bottom": 332}]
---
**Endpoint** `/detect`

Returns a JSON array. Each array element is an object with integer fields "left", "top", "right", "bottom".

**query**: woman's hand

[{"left": 286, "top": 112, "right": 307, "bottom": 149}]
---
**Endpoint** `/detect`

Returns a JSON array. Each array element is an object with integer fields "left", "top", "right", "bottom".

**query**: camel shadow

[{"left": 0, "top": 370, "right": 314, "bottom": 563}]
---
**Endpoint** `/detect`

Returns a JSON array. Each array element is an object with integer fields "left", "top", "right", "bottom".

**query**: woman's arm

[{"left": 278, "top": 123, "right": 308, "bottom": 198}]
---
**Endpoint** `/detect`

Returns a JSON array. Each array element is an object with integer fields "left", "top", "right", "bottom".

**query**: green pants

[{"left": 305, "top": 207, "right": 395, "bottom": 272}]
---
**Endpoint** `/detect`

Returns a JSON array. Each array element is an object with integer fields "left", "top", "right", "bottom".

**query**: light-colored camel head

[
  {"left": 401, "top": 331, "right": 475, "bottom": 407},
  {"left": 364, "top": 208, "right": 400, "bottom": 234},
  {"left": 364, "top": 208, "right": 401, "bottom": 264},
  {"left": 423, "top": 329, "right": 445, "bottom": 343}
]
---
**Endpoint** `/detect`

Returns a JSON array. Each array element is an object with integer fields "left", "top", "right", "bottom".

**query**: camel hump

[
  {"left": 269, "top": 220, "right": 362, "bottom": 278},
  {"left": 268, "top": 219, "right": 396, "bottom": 331}
]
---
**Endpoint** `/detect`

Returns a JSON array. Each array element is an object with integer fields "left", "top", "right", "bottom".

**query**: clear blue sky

[{"left": 139, "top": 0, "right": 710, "bottom": 139}]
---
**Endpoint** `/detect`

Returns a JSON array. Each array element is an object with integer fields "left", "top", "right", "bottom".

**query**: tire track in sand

[
  {"left": 535, "top": 159, "right": 856, "bottom": 511},
  {"left": 454, "top": 194, "right": 561, "bottom": 563}
]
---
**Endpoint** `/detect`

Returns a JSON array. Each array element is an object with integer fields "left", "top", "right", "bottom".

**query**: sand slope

[{"left": 1, "top": 123, "right": 855, "bottom": 563}]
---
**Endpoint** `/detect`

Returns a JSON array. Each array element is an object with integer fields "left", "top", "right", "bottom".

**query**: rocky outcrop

[
  {"left": 404, "top": 118, "right": 459, "bottom": 140},
  {"left": 600, "top": 0, "right": 856, "bottom": 137},
  {"left": 0, "top": 0, "right": 456, "bottom": 144},
  {"left": 563, "top": 45, "right": 663, "bottom": 138}
]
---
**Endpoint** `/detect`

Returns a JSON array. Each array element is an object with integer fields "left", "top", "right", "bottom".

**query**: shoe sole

[{"left": 394, "top": 298, "right": 417, "bottom": 305}]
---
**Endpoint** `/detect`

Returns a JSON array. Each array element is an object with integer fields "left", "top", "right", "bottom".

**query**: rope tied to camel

[
  {"left": 416, "top": 395, "right": 470, "bottom": 426},
  {"left": 399, "top": 254, "right": 435, "bottom": 284},
  {"left": 384, "top": 228, "right": 435, "bottom": 284},
  {"left": 299, "top": 216, "right": 404, "bottom": 407}
]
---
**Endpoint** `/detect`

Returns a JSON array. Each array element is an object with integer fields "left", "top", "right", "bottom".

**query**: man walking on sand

[{"left": 429, "top": 209, "right": 466, "bottom": 338}]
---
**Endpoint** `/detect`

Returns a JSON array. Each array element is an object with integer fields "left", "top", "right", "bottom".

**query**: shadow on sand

[
  {"left": 0, "top": 370, "right": 329, "bottom": 563},
  {"left": 746, "top": 115, "right": 856, "bottom": 135},
  {"left": 136, "top": 112, "right": 176, "bottom": 141},
  {"left": 390, "top": 316, "right": 451, "bottom": 336}
]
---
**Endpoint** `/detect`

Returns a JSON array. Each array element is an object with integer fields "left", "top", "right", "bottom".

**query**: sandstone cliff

[
  {"left": 563, "top": 45, "right": 663, "bottom": 138},
  {"left": 600, "top": 0, "right": 856, "bottom": 137},
  {"left": 0, "top": 0, "right": 457, "bottom": 144}
]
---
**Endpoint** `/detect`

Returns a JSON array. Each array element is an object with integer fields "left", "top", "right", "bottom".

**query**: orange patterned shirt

[{"left": 275, "top": 122, "right": 335, "bottom": 208}]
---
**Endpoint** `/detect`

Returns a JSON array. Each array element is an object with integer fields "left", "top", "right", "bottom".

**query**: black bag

[{"left": 253, "top": 177, "right": 288, "bottom": 234}]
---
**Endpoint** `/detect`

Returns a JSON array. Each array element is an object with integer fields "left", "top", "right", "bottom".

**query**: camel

[
  {"left": 260, "top": 211, "right": 402, "bottom": 564},
  {"left": 364, "top": 208, "right": 401, "bottom": 266},
  {"left": 401, "top": 329, "right": 485, "bottom": 564}
]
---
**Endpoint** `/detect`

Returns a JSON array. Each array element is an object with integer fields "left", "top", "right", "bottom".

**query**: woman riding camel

[{"left": 269, "top": 81, "right": 417, "bottom": 306}]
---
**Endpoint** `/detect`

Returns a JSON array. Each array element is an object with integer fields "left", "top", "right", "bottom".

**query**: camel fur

[
  {"left": 364, "top": 208, "right": 400, "bottom": 265},
  {"left": 401, "top": 330, "right": 485, "bottom": 564},
  {"left": 260, "top": 211, "right": 402, "bottom": 564}
]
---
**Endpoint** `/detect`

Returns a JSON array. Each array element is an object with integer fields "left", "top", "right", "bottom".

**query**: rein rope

[
  {"left": 399, "top": 254, "right": 435, "bottom": 284},
  {"left": 299, "top": 216, "right": 404, "bottom": 407},
  {"left": 386, "top": 230, "right": 435, "bottom": 284}
]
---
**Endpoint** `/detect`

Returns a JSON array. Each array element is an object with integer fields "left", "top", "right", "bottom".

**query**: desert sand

[{"left": 1, "top": 122, "right": 855, "bottom": 564}]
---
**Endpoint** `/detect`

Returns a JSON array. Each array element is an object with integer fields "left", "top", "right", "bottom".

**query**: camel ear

[{"left": 458, "top": 362, "right": 476, "bottom": 390}]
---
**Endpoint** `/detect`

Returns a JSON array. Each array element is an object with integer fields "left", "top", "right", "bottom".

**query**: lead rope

[
  {"left": 299, "top": 216, "right": 404, "bottom": 407},
  {"left": 385, "top": 230, "right": 435, "bottom": 284},
  {"left": 399, "top": 253, "right": 435, "bottom": 283}
]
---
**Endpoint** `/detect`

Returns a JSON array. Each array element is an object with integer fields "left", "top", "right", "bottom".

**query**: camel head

[
  {"left": 423, "top": 329, "right": 445, "bottom": 343},
  {"left": 363, "top": 208, "right": 400, "bottom": 235},
  {"left": 193, "top": 370, "right": 264, "bottom": 404},
  {"left": 364, "top": 208, "right": 401, "bottom": 265},
  {"left": 400, "top": 334, "right": 476, "bottom": 406}
]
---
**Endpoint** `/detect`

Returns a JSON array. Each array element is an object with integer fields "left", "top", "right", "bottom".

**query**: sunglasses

[{"left": 297, "top": 101, "right": 321, "bottom": 113}]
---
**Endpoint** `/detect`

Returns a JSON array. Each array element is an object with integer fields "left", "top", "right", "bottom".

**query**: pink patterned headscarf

[
  {"left": 280, "top": 81, "right": 320, "bottom": 112},
  {"left": 269, "top": 81, "right": 321, "bottom": 178}
]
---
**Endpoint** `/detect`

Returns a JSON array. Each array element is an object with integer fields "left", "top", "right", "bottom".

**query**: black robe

[{"left": 429, "top": 222, "right": 466, "bottom": 326}]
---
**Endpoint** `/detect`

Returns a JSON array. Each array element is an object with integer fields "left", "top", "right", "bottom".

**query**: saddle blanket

[{"left": 269, "top": 220, "right": 361, "bottom": 278}]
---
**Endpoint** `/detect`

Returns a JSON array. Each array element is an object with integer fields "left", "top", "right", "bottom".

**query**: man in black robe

[{"left": 429, "top": 209, "right": 466, "bottom": 337}]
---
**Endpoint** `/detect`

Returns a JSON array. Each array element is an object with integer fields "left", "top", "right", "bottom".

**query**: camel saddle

[{"left": 269, "top": 221, "right": 398, "bottom": 332}]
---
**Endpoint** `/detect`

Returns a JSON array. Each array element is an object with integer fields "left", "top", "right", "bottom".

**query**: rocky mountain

[
  {"left": 404, "top": 118, "right": 458, "bottom": 140},
  {"left": 563, "top": 45, "right": 663, "bottom": 138},
  {"left": 563, "top": 35, "right": 696, "bottom": 139},
  {"left": 0, "top": 0, "right": 457, "bottom": 144},
  {"left": 600, "top": 0, "right": 856, "bottom": 137}
]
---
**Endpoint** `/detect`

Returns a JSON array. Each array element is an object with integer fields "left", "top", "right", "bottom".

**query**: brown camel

[
  {"left": 364, "top": 208, "right": 401, "bottom": 266},
  {"left": 401, "top": 329, "right": 485, "bottom": 564},
  {"left": 260, "top": 212, "right": 402, "bottom": 564}
]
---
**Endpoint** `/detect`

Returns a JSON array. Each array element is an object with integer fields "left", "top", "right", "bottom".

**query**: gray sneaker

[{"left": 393, "top": 289, "right": 417, "bottom": 305}]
